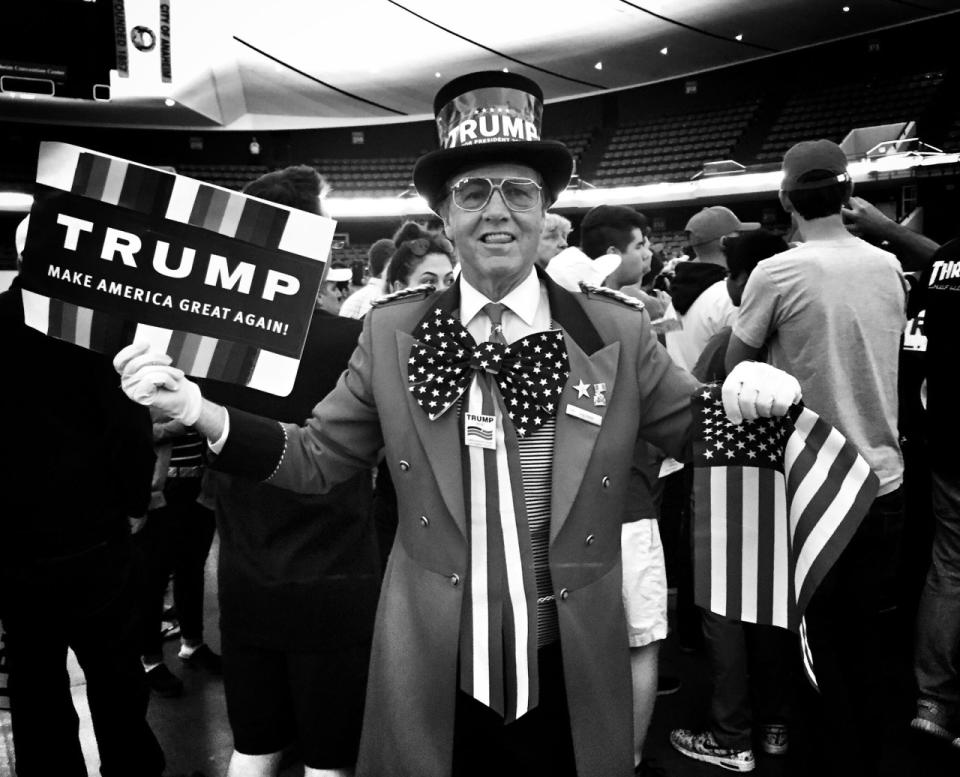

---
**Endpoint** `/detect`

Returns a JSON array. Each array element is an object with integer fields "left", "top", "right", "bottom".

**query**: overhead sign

[{"left": 19, "top": 142, "right": 334, "bottom": 396}]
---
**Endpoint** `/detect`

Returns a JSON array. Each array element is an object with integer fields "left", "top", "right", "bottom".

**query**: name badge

[
  {"left": 464, "top": 412, "right": 496, "bottom": 449},
  {"left": 565, "top": 403, "right": 602, "bottom": 426}
]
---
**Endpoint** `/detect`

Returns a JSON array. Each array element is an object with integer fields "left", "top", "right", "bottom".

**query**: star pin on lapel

[{"left": 574, "top": 379, "right": 591, "bottom": 399}]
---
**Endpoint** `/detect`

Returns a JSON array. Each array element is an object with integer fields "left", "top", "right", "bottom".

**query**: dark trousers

[
  {"left": 803, "top": 488, "right": 904, "bottom": 777},
  {"left": 0, "top": 537, "right": 165, "bottom": 777},
  {"left": 452, "top": 642, "right": 577, "bottom": 777},
  {"left": 914, "top": 470, "right": 960, "bottom": 713},
  {"left": 135, "top": 477, "right": 216, "bottom": 658},
  {"left": 701, "top": 609, "right": 797, "bottom": 749}
]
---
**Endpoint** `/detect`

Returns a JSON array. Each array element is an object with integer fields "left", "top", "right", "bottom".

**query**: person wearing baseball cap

[
  {"left": 685, "top": 206, "right": 760, "bottom": 267},
  {"left": 662, "top": 205, "right": 760, "bottom": 372},
  {"left": 726, "top": 138, "right": 908, "bottom": 777},
  {"left": 113, "top": 71, "right": 804, "bottom": 777}
]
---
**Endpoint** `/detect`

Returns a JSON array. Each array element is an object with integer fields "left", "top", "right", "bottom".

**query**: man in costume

[{"left": 114, "top": 72, "right": 800, "bottom": 777}]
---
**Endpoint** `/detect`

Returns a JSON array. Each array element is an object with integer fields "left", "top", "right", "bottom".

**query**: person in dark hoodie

[
  {"left": 663, "top": 206, "right": 759, "bottom": 372},
  {"left": 0, "top": 217, "right": 166, "bottom": 777},
  {"left": 200, "top": 165, "right": 381, "bottom": 777}
]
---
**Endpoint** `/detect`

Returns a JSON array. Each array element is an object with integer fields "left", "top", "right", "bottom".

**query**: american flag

[{"left": 691, "top": 384, "right": 879, "bottom": 686}]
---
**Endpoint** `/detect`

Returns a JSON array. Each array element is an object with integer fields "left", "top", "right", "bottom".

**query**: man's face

[
  {"left": 442, "top": 163, "right": 545, "bottom": 292},
  {"left": 316, "top": 280, "right": 346, "bottom": 314},
  {"left": 613, "top": 227, "right": 652, "bottom": 285},
  {"left": 536, "top": 227, "right": 568, "bottom": 268}
]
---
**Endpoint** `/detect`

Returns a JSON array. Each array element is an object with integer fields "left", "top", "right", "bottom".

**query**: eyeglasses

[{"left": 450, "top": 177, "right": 542, "bottom": 212}]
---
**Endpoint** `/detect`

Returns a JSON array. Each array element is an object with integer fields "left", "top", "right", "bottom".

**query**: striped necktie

[{"left": 406, "top": 305, "right": 569, "bottom": 721}]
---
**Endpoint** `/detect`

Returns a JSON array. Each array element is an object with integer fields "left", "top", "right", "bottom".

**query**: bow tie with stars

[{"left": 407, "top": 307, "right": 570, "bottom": 438}]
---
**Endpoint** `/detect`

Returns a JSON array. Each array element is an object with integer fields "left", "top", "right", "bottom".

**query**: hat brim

[{"left": 413, "top": 140, "right": 573, "bottom": 212}]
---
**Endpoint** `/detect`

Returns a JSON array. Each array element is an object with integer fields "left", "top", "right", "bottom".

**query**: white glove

[
  {"left": 721, "top": 361, "right": 802, "bottom": 424},
  {"left": 113, "top": 342, "right": 203, "bottom": 426}
]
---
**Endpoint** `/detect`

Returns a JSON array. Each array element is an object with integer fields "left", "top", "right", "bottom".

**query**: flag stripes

[{"left": 691, "top": 385, "right": 879, "bottom": 688}]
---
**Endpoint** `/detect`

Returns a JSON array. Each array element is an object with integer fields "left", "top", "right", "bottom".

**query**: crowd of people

[{"left": 1, "top": 68, "right": 957, "bottom": 777}]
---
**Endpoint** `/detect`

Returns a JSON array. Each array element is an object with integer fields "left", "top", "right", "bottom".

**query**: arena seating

[
  {"left": 755, "top": 71, "right": 944, "bottom": 162},
  {"left": 546, "top": 129, "right": 595, "bottom": 163},
  {"left": 593, "top": 100, "right": 760, "bottom": 186},
  {"left": 312, "top": 157, "right": 418, "bottom": 197},
  {"left": 175, "top": 163, "right": 270, "bottom": 191}
]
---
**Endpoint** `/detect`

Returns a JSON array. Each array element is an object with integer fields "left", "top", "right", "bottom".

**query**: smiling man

[{"left": 114, "top": 72, "right": 801, "bottom": 777}]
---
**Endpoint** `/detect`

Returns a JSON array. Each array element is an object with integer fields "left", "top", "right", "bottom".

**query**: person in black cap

[{"left": 113, "top": 72, "right": 803, "bottom": 777}]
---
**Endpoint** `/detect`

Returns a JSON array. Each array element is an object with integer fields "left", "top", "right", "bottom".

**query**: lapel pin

[
  {"left": 574, "top": 379, "right": 591, "bottom": 399},
  {"left": 593, "top": 382, "right": 607, "bottom": 407}
]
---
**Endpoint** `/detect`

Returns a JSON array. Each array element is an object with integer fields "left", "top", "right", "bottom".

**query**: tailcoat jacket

[{"left": 216, "top": 273, "right": 698, "bottom": 777}]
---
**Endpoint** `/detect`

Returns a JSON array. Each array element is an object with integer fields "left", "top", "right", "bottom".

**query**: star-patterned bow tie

[{"left": 407, "top": 307, "right": 569, "bottom": 438}]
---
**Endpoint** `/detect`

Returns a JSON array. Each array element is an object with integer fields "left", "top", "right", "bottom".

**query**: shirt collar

[{"left": 460, "top": 266, "right": 541, "bottom": 327}]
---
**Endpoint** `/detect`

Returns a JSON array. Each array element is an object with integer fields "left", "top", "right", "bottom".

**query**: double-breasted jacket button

[
  {"left": 559, "top": 587, "right": 570, "bottom": 601},
  {"left": 420, "top": 515, "right": 429, "bottom": 527},
  {"left": 399, "top": 460, "right": 410, "bottom": 471},
  {"left": 601, "top": 476, "right": 611, "bottom": 488},
  {"left": 584, "top": 534, "right": 596, "bottom": 546},
  {"left": 449, "top": 573, "right": 461, "bottom": 587}
]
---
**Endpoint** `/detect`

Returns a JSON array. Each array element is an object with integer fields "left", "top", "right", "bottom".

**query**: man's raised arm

[{"left": 114, "top": 342, "right": 228, "bottom": 444}]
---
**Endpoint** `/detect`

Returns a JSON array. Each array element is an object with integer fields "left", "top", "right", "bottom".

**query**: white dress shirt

[
  {"left": 460, "top": 267, "right": 552, "bottom": 343},
  {"left": 211, "top": 267, "right": 553, "bottom": 453}
]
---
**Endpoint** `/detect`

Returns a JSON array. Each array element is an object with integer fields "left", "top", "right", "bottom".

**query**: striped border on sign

[
  {"left": 21, "top": 288, "right": 292, "bottom": 394},
  {"left": 43, "top": 144, "right": 330, "bottom": 262}
]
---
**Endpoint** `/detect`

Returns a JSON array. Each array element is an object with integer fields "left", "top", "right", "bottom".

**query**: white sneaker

[{"left": 670, "top": 729, "right": 756, "bottom": 772}]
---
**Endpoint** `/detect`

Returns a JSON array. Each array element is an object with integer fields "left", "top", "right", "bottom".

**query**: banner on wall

[{"left": 19, "top": 142, "right": 335, "bottom": 396}]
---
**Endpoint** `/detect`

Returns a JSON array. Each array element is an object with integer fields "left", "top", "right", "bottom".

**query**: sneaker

[
  {"left": 179, "top": 644, "right": 222, "bottom": 675},
  {"left": 670, "top": 729, "right": 755, "bottom": 772},
  {"left": 910, "top": 698, "right": 956, "bottom": 741},
  {"left": 145, "top": 664, "right": 183, "bottom": 698},
  {"left": 656, "top": 674, "right": 682, "bottom": 696},
  {"left": 760, "top": 723, "right": 789, "bottom": 756}
]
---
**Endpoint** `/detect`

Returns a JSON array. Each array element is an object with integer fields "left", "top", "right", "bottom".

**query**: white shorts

[{"left": 621, "top": 519, "right": 668, "bottom": 648}]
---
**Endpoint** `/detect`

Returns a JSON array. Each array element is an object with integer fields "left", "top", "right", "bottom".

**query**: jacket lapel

[
  {"left": 396, "top": 282, "right": 467, "bottom": 538},
  {"left": 543, "top": 271, "right": 620, "bottom": 541},
  {"left": 551, "top": 336, "right": 620, "bottom": 541}
]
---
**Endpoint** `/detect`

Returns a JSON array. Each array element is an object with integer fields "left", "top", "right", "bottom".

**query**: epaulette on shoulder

[
  {"left": 370, "top": 283, "right": 436, "bottom": 308},
  {"left": 578, "top": 282, "right": 645, "bottom": 311}
]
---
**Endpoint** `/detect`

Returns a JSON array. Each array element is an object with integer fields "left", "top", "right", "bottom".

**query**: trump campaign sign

[{"left": 18, "top": 142, "right": 335, "bottom": 396}]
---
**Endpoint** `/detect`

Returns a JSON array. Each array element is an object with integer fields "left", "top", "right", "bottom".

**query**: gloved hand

[
  {"left": 113, "top": 342, "right": 203, "bottom": 426},
  {"left": 721, "top": 361, "right": 802, "bottom": 424}
]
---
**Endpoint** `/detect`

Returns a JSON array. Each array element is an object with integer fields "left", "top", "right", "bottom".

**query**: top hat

[{"left": 413, "top": 71, "right": 573, "bottom": 212}]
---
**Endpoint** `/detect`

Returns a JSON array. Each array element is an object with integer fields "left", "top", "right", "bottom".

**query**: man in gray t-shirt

[
  {"left": 733, "top": 236, "right": 907, "bottom": 493},
  {"left": 725, "top": 140, "right": 907, "bottom": 777}
]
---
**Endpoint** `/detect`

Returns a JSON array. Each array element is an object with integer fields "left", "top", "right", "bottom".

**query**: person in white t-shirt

[
  {"left": 663, "top": 206, "right": 759, "bottom": 371},
  {"left": 338, "top": 238, "right": 396, "bottom": 319}
]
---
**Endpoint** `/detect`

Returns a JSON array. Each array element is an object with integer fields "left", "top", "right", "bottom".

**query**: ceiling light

[
  {"left": 735, "top": 34, "right": 743, "bottom": 41},
  {"left": 502, "top": 67, "right": 509, "bottom": 73},
  {"left": 594, "top": 61, "right": 603, "bottom": 71},
  {"left": 842, "top": 5, "right": 850, "bottom": 11},
  {"left": 660, "top": 47, "right": 669, "bottom": 55},
  {"left": 434, "top": 71, "right": 441, "bottom": 78},
  {"left": 164, "top": 98, "right": 175, "bottom": 107}
]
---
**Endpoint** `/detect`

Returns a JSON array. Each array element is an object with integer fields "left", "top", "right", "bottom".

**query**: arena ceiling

[{"left": 2, "top": 0, "right": 958, "bottom": 130}]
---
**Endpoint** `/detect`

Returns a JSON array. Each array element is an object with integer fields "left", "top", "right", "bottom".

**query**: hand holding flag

[{"left": 721, "top": 361, "right": 802, "bottom": 424}]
